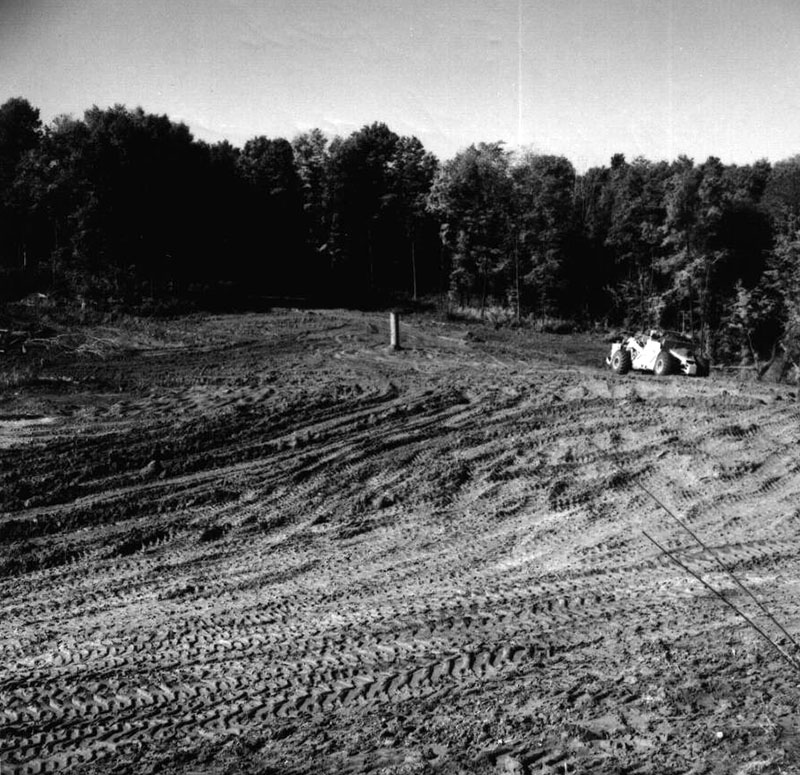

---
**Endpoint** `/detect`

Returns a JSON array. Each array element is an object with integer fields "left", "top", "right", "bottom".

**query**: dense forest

[{"left": 2, "top": 96, "right": 800, "bottom": 366}]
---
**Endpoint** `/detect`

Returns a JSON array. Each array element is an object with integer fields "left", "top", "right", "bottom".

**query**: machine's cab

[{"left": 631, "top": 330, "right": 664, "bottom": 370}]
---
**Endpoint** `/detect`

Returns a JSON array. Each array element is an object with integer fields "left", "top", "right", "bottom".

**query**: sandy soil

[{"left": 1, "top": 309, "right": 800, "bottom": 775}]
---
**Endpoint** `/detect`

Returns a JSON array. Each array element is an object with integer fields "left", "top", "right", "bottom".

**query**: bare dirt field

[{"left": 2, "top": 309, "right": 800, "bottom": 775}]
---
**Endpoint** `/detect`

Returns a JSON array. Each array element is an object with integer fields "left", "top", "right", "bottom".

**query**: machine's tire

[
  {"left": 695, "top": 357, "right": 710, "bottom": 377},
  {"left": 654, "top": 350, "right": 676, "bottom": 376},
  {"left": 610, "top": 348, "right": 632, "bottom": 375}
]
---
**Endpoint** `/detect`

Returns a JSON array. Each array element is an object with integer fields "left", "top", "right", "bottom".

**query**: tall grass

[
  {"left": 0, "top": 361, "right": 42, "bottom": 389},
  {"left": 444, "top": 303, "right": 579, "bottom": 333}
]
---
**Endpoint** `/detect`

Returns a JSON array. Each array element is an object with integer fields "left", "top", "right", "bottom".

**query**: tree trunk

[
  {"left": 52, "top": 221, "right": 59, "bottom": 286},
  {"left": 514, "top": 233, "right": 520, "bottom": 322},
  {"left": 639, "top": 266, "right": 646, "bottom": 326},
  {"left": 686, "top": 238, "right": 694, "bottom": 336},
  {"left": 702, "top": 257, "right": 713, "bottom": 353},
  {"left": 411, "top": 236, "right": 417, "bottom": 301},
  {"left": 480, "top": 264, "right": 488, "bottom": 320},
  {"left": 367, "top": 225, "right": 374, "bottom": 292}
]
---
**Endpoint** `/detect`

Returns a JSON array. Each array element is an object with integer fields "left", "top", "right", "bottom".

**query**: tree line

[
  {"left": 0, "top": 98, "right": 441, "bottom": 311},
  {"left": 2, "top": 96, "right": 800, "bottom": 365}
]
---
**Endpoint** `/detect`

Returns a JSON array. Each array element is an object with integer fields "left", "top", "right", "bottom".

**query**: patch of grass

[
  {"left": 0, "top": 361, "right": 42, "bottom": 389},
  {"left": 530, "top": 315, "right": 577, "bottom": 334},
  {"left": 441, "top": 304, "right": 582, "bottom": 333}
]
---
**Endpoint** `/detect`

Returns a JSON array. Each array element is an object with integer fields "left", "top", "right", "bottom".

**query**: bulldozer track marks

[
  {"left": 1, "top": 633, "right": 561, "bottom": 771},
  {"left": 3, "top": 311, "right": 800, "bottom": 772}
]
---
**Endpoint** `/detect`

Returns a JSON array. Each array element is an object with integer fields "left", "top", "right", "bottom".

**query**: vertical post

[{"left": 389, "top": 311, "right": 400, "bottom": 350}]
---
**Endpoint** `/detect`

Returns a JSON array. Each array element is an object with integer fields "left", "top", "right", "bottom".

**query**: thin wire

[
  {"left": 588, "top": 433, "right": 799, "bottom": 663},
  {"left": 638, "top": 481, "right": 800, "bottom": 654},
  {"left": 642, "top": 530, "right": 800, "bottom": 674},
  {"left": 517, "top": 0, "right": 523, "bottom": 148}
]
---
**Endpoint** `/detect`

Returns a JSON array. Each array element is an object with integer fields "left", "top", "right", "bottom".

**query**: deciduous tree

[
  {"left": 427, "top": 143, "right": 512, "bottom": 315},
  {"left": 511, "top": 153, "right": 576, "bottom": 317}
]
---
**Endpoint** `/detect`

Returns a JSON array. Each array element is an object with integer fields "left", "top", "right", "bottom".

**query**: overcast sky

[{"left": 2, "top": 0, "right": 799, "bottom": 169}]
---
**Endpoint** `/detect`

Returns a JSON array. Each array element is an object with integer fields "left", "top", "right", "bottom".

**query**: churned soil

[{"left": 1, "top": 310, "right": 799, "bottom": 775}]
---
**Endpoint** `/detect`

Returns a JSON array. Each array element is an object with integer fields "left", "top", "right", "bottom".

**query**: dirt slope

[{"left": 1, "top": 310, "right": 799, "bottom": 775}]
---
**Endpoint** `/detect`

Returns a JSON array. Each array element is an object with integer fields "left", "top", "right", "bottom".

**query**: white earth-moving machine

[{"left": 607, "top": 330, "right": 709, "bottom": 377}]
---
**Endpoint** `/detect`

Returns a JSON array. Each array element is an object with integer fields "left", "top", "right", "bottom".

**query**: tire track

[{"left": 4, "top": 313, "right": 800, "bottom": 772}]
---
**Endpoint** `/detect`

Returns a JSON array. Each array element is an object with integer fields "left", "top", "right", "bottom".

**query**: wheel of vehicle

[
  {"left": 610, "top": 348, "right": 632, "bottom": 375},
  {"left": 695, "top": 357, "right": 710, "bottom": 377},
  {"left": 654, "top": 351, "right": 676, "bottom": 376}
]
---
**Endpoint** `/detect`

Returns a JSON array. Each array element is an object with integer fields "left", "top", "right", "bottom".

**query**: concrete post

[{"left": 389, "top": 311, "right": 400, "bottom": 350}]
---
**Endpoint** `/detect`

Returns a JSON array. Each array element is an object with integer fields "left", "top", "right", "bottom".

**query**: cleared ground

[{"left": 1, "top": 309, "right": 800, "bottom": 775}]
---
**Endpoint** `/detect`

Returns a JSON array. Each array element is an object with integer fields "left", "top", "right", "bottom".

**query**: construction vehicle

[{"left": 607, "top": 329, "right": 709, "bottom": 377}]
